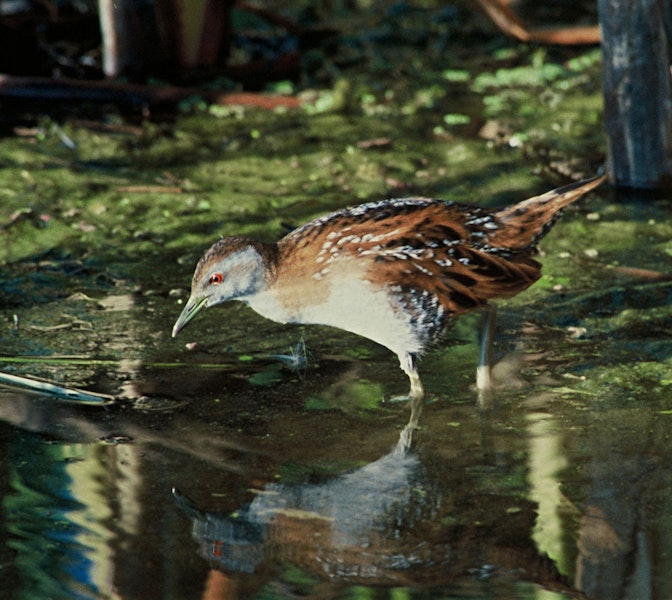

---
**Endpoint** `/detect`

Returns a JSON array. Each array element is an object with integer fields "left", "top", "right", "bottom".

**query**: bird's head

[{"left": 172, "top": 237, "right": 273, "bottom": 337}]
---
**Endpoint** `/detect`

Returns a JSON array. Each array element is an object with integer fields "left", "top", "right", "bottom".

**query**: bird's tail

[{"left": 489, "top": 173, "right": 606, "bottom": 250}]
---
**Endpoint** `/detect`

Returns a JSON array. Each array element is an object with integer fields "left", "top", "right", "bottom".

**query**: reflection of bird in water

[
  {"left": 172, "top": 424, "right": 573, "bottom": 593},
  {"left": 173, "top": 175, "right": 605, "bottom": 424},
  {"left": 173, "top": 427, "right": 424, "bottom": 581}
]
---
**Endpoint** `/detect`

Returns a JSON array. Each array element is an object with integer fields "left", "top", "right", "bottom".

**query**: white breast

[{"left": 244, "top": 277, "right": 421, "bottom": 358}]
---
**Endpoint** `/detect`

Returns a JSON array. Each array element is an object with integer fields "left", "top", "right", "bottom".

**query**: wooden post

[
  {"left": 98, "top": 0, "right": 135, "bottom": 77},
  {"left": 98, "top": 0, "right": 232, "bottom": 77},
  {"left": 598, "top": 0, "right": 672, "bottom": 188}
]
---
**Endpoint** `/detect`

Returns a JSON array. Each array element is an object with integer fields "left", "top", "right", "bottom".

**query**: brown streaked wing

[
  {"left": 280, "top": 198, "right": 542, "bottom": 316},
  {"left": 367, "top": 243, "right": 541, "bottom": 317}
]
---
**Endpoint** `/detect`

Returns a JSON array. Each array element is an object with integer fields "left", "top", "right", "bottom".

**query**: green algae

[
  {"left": 0, "top": 41, "right": 642, "bottom": 408},
  {"left": 0, "top": 49, "right": 605, "bottom": 264},
  {"left": 0, "top": 41, "right": 642, "bottom": 403}
]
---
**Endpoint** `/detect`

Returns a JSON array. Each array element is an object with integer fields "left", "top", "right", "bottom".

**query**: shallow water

[{"left": 2, "top": 195, "right": 672, "bottom": 599}]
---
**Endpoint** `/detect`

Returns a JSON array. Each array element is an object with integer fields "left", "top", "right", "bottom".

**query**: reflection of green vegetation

[
  {"left": 305, "top": 379, "right": 385, "bottom": 413},
  {"left": 279, "top": 563, "right": 320, "bottom": 588},
  {"left": 5, "top": 438, "right": 105, "bottom": 600},
  {"left": 247, "top": 364, "right": 284, "bottom": 386},
  {"left": 255, "top": 563, "right": 320, "bottom": 598}
]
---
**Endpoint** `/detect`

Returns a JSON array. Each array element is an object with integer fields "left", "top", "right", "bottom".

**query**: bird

[{"left": 172, "top": 173, "right": 605, "bottom": 423}]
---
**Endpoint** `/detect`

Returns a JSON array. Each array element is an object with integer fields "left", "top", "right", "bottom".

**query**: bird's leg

[
  {"left": 400, "top": 352, "right": 424, "bottom": 429},
  {"left": 477, "top": 304, "right": 497, "bottom": 407}
]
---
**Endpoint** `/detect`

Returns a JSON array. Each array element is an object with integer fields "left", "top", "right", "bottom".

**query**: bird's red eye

[{"left": 209, "top": 273, "right": 224, "bottom": 285}]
